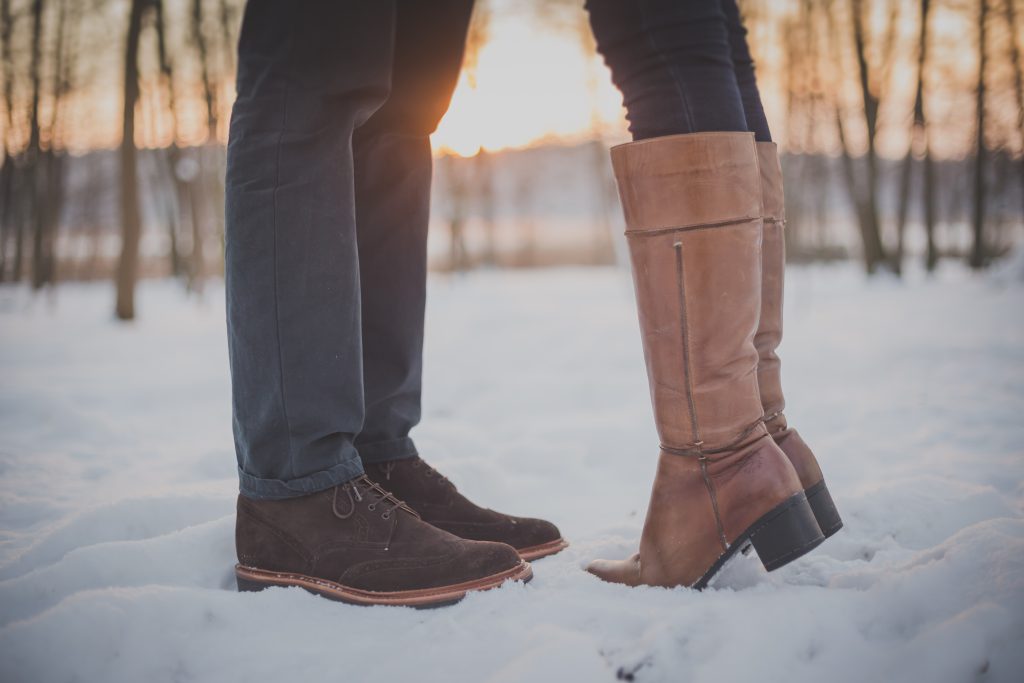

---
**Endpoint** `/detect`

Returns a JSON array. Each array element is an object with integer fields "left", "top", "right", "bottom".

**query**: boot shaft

[
  {"left": 611, "top": 132, "right": 768, "bottom": 453},
  {"left": 754, "top": 142, "right": 787, "bottom": 431}
]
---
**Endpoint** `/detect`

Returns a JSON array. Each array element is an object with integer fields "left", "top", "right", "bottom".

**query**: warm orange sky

[
  {"left": 9, "top": 0, "right": 1017, "bottom": 160},
  {"left": 431, "top": 12, "right": 628, "bottom": 155}
]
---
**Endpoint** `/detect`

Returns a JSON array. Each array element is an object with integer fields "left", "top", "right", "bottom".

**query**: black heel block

[
  {"left": 749, "top": 492, "right": 825, "bottom": 572},
  {"left": 805, "top": 479, "right": 844, "bottom": 538}
]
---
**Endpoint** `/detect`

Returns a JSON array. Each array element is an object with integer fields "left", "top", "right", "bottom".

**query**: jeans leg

[
  {"left": 585, "top": 0, "right": 748, "bottom": 140},
  {"left": 352, "top": 0, "right": 475, "bottom": 465},
  {"left": 721, "top": 0, "right": 772, "bottom": 142},
  {"left": 225, "top": 0, "right": 395, "bottom": 499}
]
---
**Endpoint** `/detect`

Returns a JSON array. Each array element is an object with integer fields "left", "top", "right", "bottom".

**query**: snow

[{"left": 1, "top": 262, "right": 1022, "bottom": 683}]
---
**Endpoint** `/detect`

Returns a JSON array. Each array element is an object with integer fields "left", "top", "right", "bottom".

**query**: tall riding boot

[
  {"left": 587, "top": 132, "right": 824, "bottom": 589},
  {"left": 755, "top": 142, "right": 843, "bottom": 537}
]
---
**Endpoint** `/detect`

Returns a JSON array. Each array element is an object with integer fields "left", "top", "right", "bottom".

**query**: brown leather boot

[
  {"left": 364, "top": 457, "right": 567, "bottom": 561},
  {"left": 587, "top": 132, "right": 824, "bottom": 589},
  {"left": 755, "top": 142, "right": 843, "bottom": 538},
  {"left": 235, "top": 475, "right": 531, "bottom": 607}
]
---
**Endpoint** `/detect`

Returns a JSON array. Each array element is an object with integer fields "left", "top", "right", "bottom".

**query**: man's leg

[
  {"left": 225, "top": 0, "right": 395, "bottom": 499},
  {"left": 352, "top": 0, "right": 474, "bottom": 464},
  {"left": 351, "top": 0, "right": 567, "bottom": 560},
  {"left": 225, "top": 1, "right": 530, "bottom": 606}
]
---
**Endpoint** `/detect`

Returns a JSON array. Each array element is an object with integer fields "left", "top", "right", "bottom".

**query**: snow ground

[{"left": 0, "top": 262, "right": 1022, "bottom": 683}]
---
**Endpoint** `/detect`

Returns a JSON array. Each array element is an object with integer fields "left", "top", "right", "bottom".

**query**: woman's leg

[
  {"left": 352, "top": 0, "right": 474, "bottom": 464},
  {"left": 584, "top": 1, "right": 826, "bottom": 589},
  {"left": 585, "top": 0, "right": 748, "bottom": 140},
  {"left": 721, "top": 0, "right": 772, "bottom": 142},
  {"left": 720, "top": 0, "right": 845, "bottom": 535}
]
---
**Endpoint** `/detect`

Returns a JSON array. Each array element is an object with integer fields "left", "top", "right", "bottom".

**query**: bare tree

[
  {"left": 32, "top": 0, "right": 78, "bottom": 289},
  {"left": 153, "top": 0, "right": 185, "bottom": 279},
  {"left": 25, "top": 0, "right": 52, "bottom": 289},
  {"left": 115, "top": 0, "right": 150, "bottom": 320},
  {"left": 969, "top": 0, "right": 989, "bottom": 269},
  {"left": 1003, "top": 0, "right": 1024, "bottom": 223},
  {"left": 895, "top": 0, "right": 937, "bottom": 272},
  {"left": 0, "top": 0, "right": 17, "bottom": 282},
  {"left": 849, "top": 0, "right": 894, "bottom": 273},
  {"left": 192, "top": 0, "right": 217, "bottom": 138}
]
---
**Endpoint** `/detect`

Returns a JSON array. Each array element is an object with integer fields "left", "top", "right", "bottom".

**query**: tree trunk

[
  {"left": 849, "top": 0, "right": 888, "bottom": 274},
  {"left": 1004, "top": 0, "right": 1024, "bottom": 223},
  {"left": 895, "top": 0, "right": 934, "bottom": 274},
  {"left": 27, "top": 0, "right": 44, "bottom": 288},
  {"left": 0, "top": 0, "right": 13, "bottom": 283},
  {"left": 192, "top": 0, "right": 217, "bottom": 139},
  {"left": 115, "top": 0, "right": 147, "bottom": 320},
  {"left": 969, "top": 0, "right": 988, "bottom": 269},
  {"left": 0, "top": 153, "right": 12, "bottom": 282},
  {"left": 154, "top": 0, "right": 187, "bottom": 278},
  {"left": 32, "top": 0, "right": 72, "bottom": 289}
]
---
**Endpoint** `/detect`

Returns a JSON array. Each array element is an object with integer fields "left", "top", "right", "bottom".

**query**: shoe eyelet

[
  {"left": 367, "top": 503, "right": 376, "bottom": 511},
  {"left": 381, "top": 512, "right": 390, "bottom": 520}
]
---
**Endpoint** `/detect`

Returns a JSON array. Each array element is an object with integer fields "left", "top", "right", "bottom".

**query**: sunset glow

[{"left": 431, "top": 15, "right": 628, "bottom": 155}]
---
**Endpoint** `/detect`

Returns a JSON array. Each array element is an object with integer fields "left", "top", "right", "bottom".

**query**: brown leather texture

[
  {"left": 235, "top": 476, "right": 524, "bottom": 596},
  {"left": 773, "top": 427, "right": 823, "bottom": 491},
  {"left": 587, "top": 132, "right": 804, "bottom": 589},
  {"left": 590, "top": 437, "right": 803, "bottom": 587},
  {"left": 611, "top": 132, "right": 762, "bottom": 233},
  {"left": 363, "top": 456, "right": 566, "bottom": 559},
  {"left": 618, "top": 132, "right": 765, "bottom": 452},
  {"left": 753, "top": 142, "right": 825, "bottom": 492},
  {"left": 754, "top": 142, "right": 787, "bottom": 431}
]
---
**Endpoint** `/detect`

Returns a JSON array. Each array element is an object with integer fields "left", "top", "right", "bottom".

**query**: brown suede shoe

[
  {"left": 364, "top": 457, "right": 568, "bottom": 561},
  {"left": 235, "top": 475, "right": 531, "bottom": 607}
]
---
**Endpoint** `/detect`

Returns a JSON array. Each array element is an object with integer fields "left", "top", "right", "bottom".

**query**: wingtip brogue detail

[
  {"left": 364, "top": 457, "right": 568, "bottom": 561},
  {"left": 234, "top": 476, "right": 530, "bottom": 607}
]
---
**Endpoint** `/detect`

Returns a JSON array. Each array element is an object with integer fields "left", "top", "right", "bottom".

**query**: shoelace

[
  {"left": 335, "top": 475, "right": 416, "bottom": 520},
  {"left": 382, "top": 458, "right": 456, "bottom": 490}
]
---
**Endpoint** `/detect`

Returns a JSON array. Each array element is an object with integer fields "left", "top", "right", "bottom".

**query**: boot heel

[
  {"left": 805, "top": 480, "right": 843, "bottom": 538},
  {"left": 749, "top": 493, "right": 825, "bottom": 572}
]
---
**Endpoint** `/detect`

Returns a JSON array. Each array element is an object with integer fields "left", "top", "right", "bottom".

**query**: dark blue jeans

[
  {"left": 225, "top": 0, "right": 769, "bottom": 500},
  {"left": 586, "top": 0, "right": 772, "bottom": 142},
  {"left": 225, "top": 0, "right": 473, "bottom": 499}
]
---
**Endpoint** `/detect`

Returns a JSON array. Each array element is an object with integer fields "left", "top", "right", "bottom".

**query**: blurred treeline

[{"left": 0, "top": 0, "right": 1022, "bottom": 321}]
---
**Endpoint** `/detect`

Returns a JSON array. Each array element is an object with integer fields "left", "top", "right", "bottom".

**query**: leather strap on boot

[{"left": 587, "top": 133, "right": 820, "bottom": 589}]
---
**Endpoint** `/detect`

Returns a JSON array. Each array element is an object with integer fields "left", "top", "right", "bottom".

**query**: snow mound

[{"left": 1, "top": 264, "right": 1022, "bottom": 682}]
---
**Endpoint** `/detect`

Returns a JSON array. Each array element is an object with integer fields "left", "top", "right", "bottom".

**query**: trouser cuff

[{"left": 237, "top": 458, "right": 365, "bottom": 500}]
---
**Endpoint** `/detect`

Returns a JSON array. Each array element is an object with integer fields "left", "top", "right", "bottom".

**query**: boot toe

[
  {"left": 513, "top": 516, "right": 561, "bottom": 547},
  {"left": 460, "top": 539, "right": 524, "bottom": 579},
  {"left": 507, "top": 516, "right": 567, "bottom": 559},
  {"left": 586, "top": 554, "right": 643, "bottom": 587}
]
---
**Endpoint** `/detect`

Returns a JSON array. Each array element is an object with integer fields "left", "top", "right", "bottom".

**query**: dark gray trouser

[{"left": 225, "top": 0, "right": 474, "bottom": 499}]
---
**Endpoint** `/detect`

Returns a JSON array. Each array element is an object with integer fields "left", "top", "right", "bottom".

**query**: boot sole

[
  {"left": 694, "top": 491, "right": 825, "bottom": 590},
  {"left": 235, "top": 559, "right": 533, "bottom": 608},
  {"left": 805, "top": 479, "right": 844, "bottom": 538},
  {"left": 517, "top": 537, "right": 569, "bottom": 561}
]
